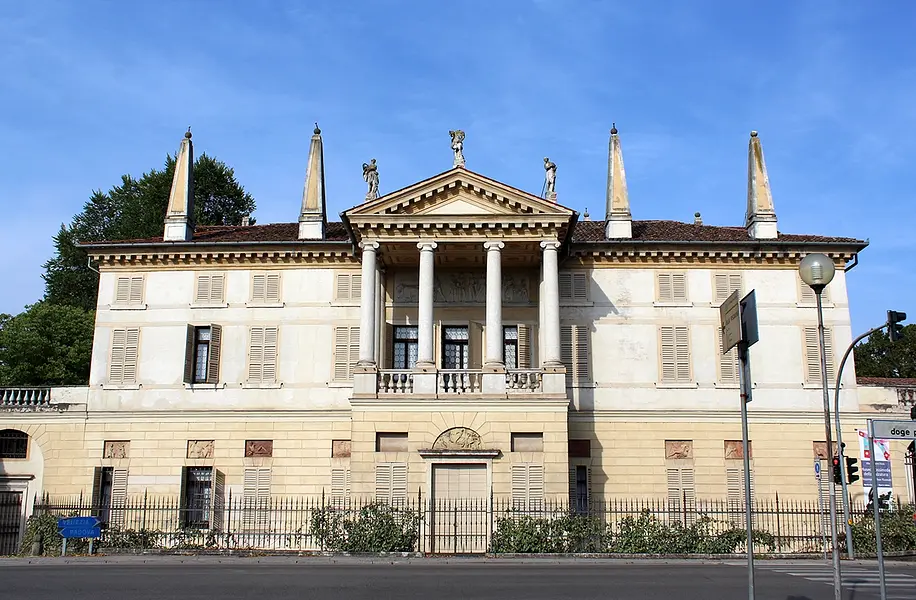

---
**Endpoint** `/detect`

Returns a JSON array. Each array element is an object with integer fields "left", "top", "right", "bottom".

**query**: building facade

[{"left": 1, "top": 126, "right": 914, "bottom": 552}]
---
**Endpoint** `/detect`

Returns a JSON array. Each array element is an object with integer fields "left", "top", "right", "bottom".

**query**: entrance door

[
  {"left": 0, "top": 491, "right": 22, "bottom": 555},
  {"left": 431, "top": 464, "right": 488, "bottom": 553}
]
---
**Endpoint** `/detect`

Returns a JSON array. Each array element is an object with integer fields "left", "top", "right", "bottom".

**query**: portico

[{"left": 344, "top": 167, "right": 576, "bottom": 399}]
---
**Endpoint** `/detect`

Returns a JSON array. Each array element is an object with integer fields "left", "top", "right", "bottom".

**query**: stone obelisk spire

[
  {"left": 299, "top": 124, "right": 327, "bottom": 240},
  {"left": 163, "top": 129, "right": 195, "bottom": 241},
  {"left": 745, "top": 130, "right": 777, "bottom": 239},
  {"left": 605, "top": 124, "right": 632, "bottom": 239}
]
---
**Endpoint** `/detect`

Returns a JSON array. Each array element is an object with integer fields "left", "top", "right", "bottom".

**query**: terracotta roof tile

[
  {"left": 857, "top": 377, "right": 916, "bottom": 387},
  {"left": 572, "top": 220, "right": 865, "bottom": 245}
]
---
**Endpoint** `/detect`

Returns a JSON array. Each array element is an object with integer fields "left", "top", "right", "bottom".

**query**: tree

[
  {"left": 0, "top": 303, "right": 95, "bottom": 386},
  {"left": 43, "top": 153, "right": 256, "bottom": 311},
  {"left": 853, "top": 325, "right": 916, "bottom": 378}
]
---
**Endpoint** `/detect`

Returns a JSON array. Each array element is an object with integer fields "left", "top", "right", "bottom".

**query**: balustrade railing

[
  {"left": 0, "top": 387, "right": 51, "bottom": 407},
  {"left": 438, "top": 370, "right": 483, "bottom": 394},
  {"left": 506, "top": 369, "right": 542, "bottom": 392},
  {"left": 377, "top": 371, "right": 414, "bottom": 394}
]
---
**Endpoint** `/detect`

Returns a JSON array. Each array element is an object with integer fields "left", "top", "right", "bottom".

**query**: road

[{"left": 1, "top": 557, "right": 914, "bottom": 600}]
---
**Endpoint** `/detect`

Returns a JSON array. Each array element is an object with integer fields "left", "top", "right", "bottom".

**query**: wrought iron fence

[{"left": 31, "top": 492, "right": 874, "bottom": 555}]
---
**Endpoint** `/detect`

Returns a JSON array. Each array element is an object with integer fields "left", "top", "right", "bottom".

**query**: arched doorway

[{"left": 0, "top": 429, "right": 44, "bottom": 555}]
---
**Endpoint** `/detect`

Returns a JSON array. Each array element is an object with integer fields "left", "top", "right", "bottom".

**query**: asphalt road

[{"left": 1, "top": 557, "right": 914, "bottom": 600}]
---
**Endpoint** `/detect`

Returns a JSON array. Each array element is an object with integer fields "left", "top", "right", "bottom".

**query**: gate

[{"left": 0, "top": 491, "right": 23, "bottom": 555}]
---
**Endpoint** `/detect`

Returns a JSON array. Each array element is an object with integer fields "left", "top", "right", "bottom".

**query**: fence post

[{"left": 775, "top": 492, "right": 782, "bottom": 553}]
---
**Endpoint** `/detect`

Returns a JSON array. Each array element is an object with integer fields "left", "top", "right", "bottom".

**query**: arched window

[{"left": 0, "top": 430, "right": 28, "bottom": 459}]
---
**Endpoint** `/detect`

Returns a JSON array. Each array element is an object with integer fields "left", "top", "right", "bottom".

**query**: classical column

[
  {"left": 357, "top": 241, "right": 379, "bottom": 365},
  {"left": 540, "top": 240, "right": 562, "bottom": 366},
  {"left": 416, "top": 241, "right": 437, "bottom": 369},
  {"left": 484, "top": 241, "right": 505, "bottom": 368}
]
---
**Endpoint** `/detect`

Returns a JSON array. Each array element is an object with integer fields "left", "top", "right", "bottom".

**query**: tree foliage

[
  {"left": 853, "top": 325, "right": 916, "bottom": 378},
  {"left": 0, "top": 302, "right": 95, "bottom": 386},
  {"left": 43, "top": 153, "right": 256, "bottom": 311}
]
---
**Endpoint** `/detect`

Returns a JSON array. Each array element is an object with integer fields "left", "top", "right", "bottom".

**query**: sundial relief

[{"left": 394, "top": 271, "right": 533, "bottom": 305}]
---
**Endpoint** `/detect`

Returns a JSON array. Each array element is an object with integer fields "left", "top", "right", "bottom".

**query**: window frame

[
  {"left": 334, "top": 272, "right": 362, "bottom": 303},
  {"left": 658, "top": 325, "right": 692, "bottom": 385},
  {"left": 181, "top": 466, "right": 214, "bottom": 529},
  {"left": 112, "top": 275, "right": 146, "bottom": 309},
  {"left": 656, "top": 271, "right": 689, "bottom": 304},
  {"left": 558, "top": 272, "right": 590, "bottom": 304},
  {"left": 332, "top": 325, "right": 360, "bottom": 382},
  {"left": 249, "top": 272, "right": 282, "bottom": 306},
  {"left": 392, "top": 325, "right": 419, "bottom": 370},
  {"left": 108, "top": 327, "right": 140, "bottom": 386},
  {"left": 247, "top": 326, "right": 279, "bottom": 386},
  {"left": 193, "top": 273, "right": 227, "bottom": 307},
  {"left": 0, "top": 429, "right": 28, "bottom": 459}
]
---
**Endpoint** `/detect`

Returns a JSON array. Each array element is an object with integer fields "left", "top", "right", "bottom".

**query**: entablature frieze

[{"left": 91, "top": 249, "right": 359, "bottom": 270}]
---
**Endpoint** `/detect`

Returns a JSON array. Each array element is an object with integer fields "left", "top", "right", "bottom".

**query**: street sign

[
  {"left": 870, "top": 420, "right": 916, "bottom": 440},
  {"left": 814, "top": 461, "right": 821, "bottom": 480},
  {"left": 58, "top": 516, "right": 101, "bottom": 539},
  {"left": 720, "top": 290, "right": 742, "bottom": 354},
  {"left": 739, "top": 290, "right": 759, "bottom": 347}
]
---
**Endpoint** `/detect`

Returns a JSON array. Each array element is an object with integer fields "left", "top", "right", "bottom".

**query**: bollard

[{"left": 31, "top": 530, "right": 43, "bottom": 556}]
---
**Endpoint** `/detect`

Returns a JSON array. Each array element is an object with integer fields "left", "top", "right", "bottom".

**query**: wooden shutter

[
  {"left": 658, "top": 273, "right": 673, "bottom": 302},
  {"left": 331, "top": 468, "right": 351, "bottom": 500},
  {"left": 206, "top": 325, "right": 222, "bottom": 384},
  {"left": 805, "top": 327, "right": 835, "bottom": 384},
  {"left": 718, "top": 327, "right": 739, "bottom": 384},
  {"left": 115, "top": 277, "right": 131, "bottom": 304},
  {"left": 212, "top": 470, "right": 225, "bottom": 531},
  {"left": 376, "top": 463, "right": 404, "bottom": 502},
  {"left": 560, "top": 325, "right": 574, "bottom": 386},
  {"left": 210, "top": 275, "right": 225, "bottom": 303},
  {"left": 333, "top": 326, "right": 359, "bottom": 381},
  {"left": 558, "top": 273, "right": 573, "bottom": 301},
  {"left": 568, "top": 467, "right": 577, "bottom": 505},
  {"left": 681, "top": 469, "right": 696, "bottom": 509},
  {"left": 512, "top": 464, "right": 528, "bottom": 509},
  {"left": 572, "top": 273, "right": 588, "bottom": 302},
  {"left": 109, "top": 329, "right": 126, "bottom": 384},
  {"left": 252, "top": 274, "right": 266, "bottom": 303},
  {"left": 248, "top": 327, "right": 264, "bottom": 382},
  {"left": 469, "top": 322, "right": 483, "bottom": 369},
  {"left": 91, "top": 468, "right": 104, "bottom": 512},
  {"left": 128, "top": 277, "right": 143, "bottom": 304},
  {"left": 265, "top": 273, "right": 280, "bottom": 303},
  {"left": 261, "top": 327, "right": 278, "bottom": 383},
  {"left": 518, "top": 324, "right": 531, "bottom": 368},
  {"left": 528, "top": 464, "right": 544, "bottom": 508},
  {"left": 714, "top": 273, "right": 742, "bottom": 303},
  {"left": 659, "top": 273, "right": 687, "bottom": 302},
  {"left": 109, "top": 468, "right": 129, "bottom": 527},
  {"left": 660, "top": 327, "right": 677, "bottom": 382},
  {"left": 336, "top": 273, "right": 362, "bottom": 301},
  {"left": 575, "top": 326, "right": 590, "bottom": 383},
  {"left": 391, "top": 463, "right": 407, "bottom": 503},
  {"left": 667, "top": 469, "right": 681, "bottom": 511},
  {"left": 243, "top": 468, "right": 271, "bottom": 530},
  {"left": 667, "top": 468, "right": 695, "bottom": 516},
  {"left": 195, "top": 275, "right": 211, "bottom": 304},
  {"left": 184, "top": 325, "right": 195, "bottom": 384}
]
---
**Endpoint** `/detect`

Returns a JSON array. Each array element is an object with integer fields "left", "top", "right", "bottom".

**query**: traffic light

[
  {"left": 845, "top": 457, "right": 859, "bottom": 484},
  {"left": 888, "top": 310, "right": 907, "bottom": 342},
  {"left": 832, "top": 456, "right": 843, "bottom": 484},
  {"left": 877, "top": 492, "right": 890, "bottom": 511}
]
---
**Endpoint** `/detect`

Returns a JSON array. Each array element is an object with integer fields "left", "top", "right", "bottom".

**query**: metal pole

[
  {"left": 867, "top": 420, "right": 887, "bottom": 600},
  {"left": 815, "top": 290, "right": 842, "bottom": 600},
  {"left": 834, "top": 323, "right": 886, "bottom": 560},
  {"left": 738, "top": 341, "right": 755, "bottom": 600}
]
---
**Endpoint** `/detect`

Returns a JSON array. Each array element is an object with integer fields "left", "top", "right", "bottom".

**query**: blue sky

[{"left": 1, "top": 1, "right": 913, "bottom": 332}]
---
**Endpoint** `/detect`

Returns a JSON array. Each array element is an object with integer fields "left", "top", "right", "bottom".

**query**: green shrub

[
  {"left": 311, "top": 503, "right": 420, "bottom": 553},
  {"left": 100, "top": 527, "right": 163, "bottom": 550},
  {"left": 848, "top": 504, "right": 916, "bottom": 554},
  {"left": 18, "top": 512, "right": 90, "bottom": 556},
  {"left": 491, "top": 513, "right": 610, "bottom": 553}
]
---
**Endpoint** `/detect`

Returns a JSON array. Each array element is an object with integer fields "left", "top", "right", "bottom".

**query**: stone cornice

[
  {"left": 92, "top": 248, "right": 358, "bottom": 269},
  {"left": 568, "top": 246, "right": 860, "bottom": 265}
]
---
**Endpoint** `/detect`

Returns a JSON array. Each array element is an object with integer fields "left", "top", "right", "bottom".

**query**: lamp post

[{"left": 799, "top": 253, "right": 842, "bottom": 600}]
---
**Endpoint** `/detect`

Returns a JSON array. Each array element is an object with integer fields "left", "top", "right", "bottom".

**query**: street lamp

[{"left": 799, "top": 253, "right": 842, "bottom": 600}]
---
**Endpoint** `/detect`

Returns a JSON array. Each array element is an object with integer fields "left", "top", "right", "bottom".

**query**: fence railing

[{"left": 31, "top": 493, "right": 876, "bottom": 555}]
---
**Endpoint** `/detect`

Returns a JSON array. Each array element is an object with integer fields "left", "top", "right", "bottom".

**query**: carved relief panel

[
  {"left": 245, "top": 440, "right": 273, "bottom": 458},
  {"left": 724, "top": 440, "right": 752, "bottom": 460},
  {"left": 665, "top": 440, "right": 693, "bottom": 460},
  {"left": 103, "top": 441, "right": 129, "bottom": 459},
  {"left": 187, "top": 440, "right": 214, "bottom": 459},
  {"left": 394, "top": 271, "right": 533, "bottom": 305},
  {"left": 432, "top": 427, "right": 482, "bottom": 450}
]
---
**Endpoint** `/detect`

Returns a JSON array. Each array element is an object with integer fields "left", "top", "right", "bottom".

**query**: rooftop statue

[
  {"left": 449, "top": 130, "right": 466, "bottom": 167},
  {"left": 362, "top": 158, "right": 379, "bottom": 201}
]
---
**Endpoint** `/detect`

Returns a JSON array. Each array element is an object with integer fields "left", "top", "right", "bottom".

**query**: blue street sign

[
  {"left": 60, "top": 527, "right": 101, "bottom": 539},
  {"left": 58, "top": 516, "right": 99, "bottom": 529},
  {"left": 814, "top": 461, "right": 821, "bottom": 479},
  {"left": 58, "top": 517, "right": 101, "bottom": 538}
]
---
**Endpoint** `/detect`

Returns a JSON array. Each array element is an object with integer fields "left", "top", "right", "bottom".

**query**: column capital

[
  {"left": 417, "top": 241, "right": 438, "bottom": 252},
  {"left": 360, "top": 240, "right": 380, "bottom": 251},
  {"left": 540, "top": 239, "right": 561, "bottom": 251},
  {"left": 483, "top": 240, "right": 505, "bottom": 251}
]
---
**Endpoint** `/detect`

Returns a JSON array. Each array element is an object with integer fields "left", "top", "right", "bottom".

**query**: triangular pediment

[{"left": 344, "top": 167, "right": 574, "bottom": 219}]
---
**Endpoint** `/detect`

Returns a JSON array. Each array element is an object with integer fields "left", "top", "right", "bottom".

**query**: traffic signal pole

[{"left": 834, "top": 323, "right": 887, "bottom": 560}]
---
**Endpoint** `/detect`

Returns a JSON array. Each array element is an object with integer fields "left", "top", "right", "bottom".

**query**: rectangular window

[
  {"left": 559, "top": 272, "right": 589, "bottom": 303},
  {"left": 0, "top": 430, "right": 28, "bottom": 459},
  {"left": 511, "top": 463, "right": 544, "bottom": 509},
  {"left": 195, "top": 273, "right": 226, "bottom": 305},
  {"left": 568, "top": 439, "right": 591, "bottom": 458},
  {"left": 251, "top": 273, "right": 281, "bottom": 304},
  {"left": 109, "top": 328, "right": 140, "bottom": 385},
  {"left": 667, "top": 467, "right": 696, "bottom": 522},
  {"left": 375, "top": 463, "right": 408, "bottom": 503},
  {"left": 114, "top": 275, "right": 144, "bottom": 306},
  {"left": 184, "top": 325, "right": 221, "bottom": 384},
  {"left": 657, "top": 272, "right": 688, "bottom": 303},
  {"left": 569, "top": 465, "right": 591, "bottom": 514},
  {"left": 511, "top": 433, "right": 544, "bottom": 452},
  {"left": 242, "top": 467, "right": 271, "bottom": 530},
  {"left": 717, "top": 326, "right": 740, "bottom": 385},
  {"left": 181, "top": 466, "right": 213, "bottom": 528},
  {"left": 713, "top": 272, "right": 742, "bottom": 304},
  {"left": 659, "top": 325, "right": 691, "bottom": 383},
  {"left": 335, "top": 273, "right": 362, "bottom": 301},
  {"left": 800, "top": 277, "right": 830, "bottom": 304},
  {"left": 392, "top": 326, "right": 419, "bottom": 370},
  {"left": 504, "top": 326, "right": 518, "bottom": 369},
  {"left": 333, "top": 326, "right": 360, "bottom": 381},
  {"left": 91, "top": 467, "right": 128, "bottom": 527},
  {"left": 248, "top": 326, "right": 278, "bottom": 384},
  {"left": 442, "top": 326, "right": 470, "bottom": 369},
  {"left": 560, "top": 325, "right": 591, "bottom": 386},
  {"left": 376, "top": 432, "right": 408, "bottom": 453},
  {"left": 804, "top": 327, "right": 836, "bottom": 384}
]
